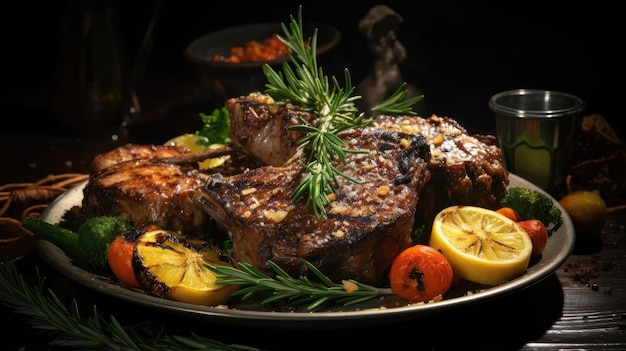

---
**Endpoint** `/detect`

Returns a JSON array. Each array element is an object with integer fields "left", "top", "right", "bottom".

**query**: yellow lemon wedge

[
  {"left": 428, "top": 206, "right": 533, "bottom": 286},
  {"left": 133, "top": 227, "right": 238, "bottom": 306},
  {"left": 165, "top": 133, "right": 228, "bottom": 169}
]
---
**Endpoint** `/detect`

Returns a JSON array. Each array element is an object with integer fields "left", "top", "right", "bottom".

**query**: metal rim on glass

[{"left": 489, "top": 89, "right": 585, "bottom": 119}]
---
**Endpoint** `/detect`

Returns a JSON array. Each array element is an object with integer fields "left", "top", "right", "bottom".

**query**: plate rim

[{"left": 36, "top": 173, "right": 575, "bottom": 329}]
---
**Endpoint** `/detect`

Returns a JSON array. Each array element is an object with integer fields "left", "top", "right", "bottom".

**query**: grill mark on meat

[
  {"left": 195, "top": 126, "right": 431, "bottom": 285},
  {"left": 82, "top": 145, "right": 214, "bottom": 237},
  {"left": 90, "top": 144, "right": 188, "bottom": 174}
]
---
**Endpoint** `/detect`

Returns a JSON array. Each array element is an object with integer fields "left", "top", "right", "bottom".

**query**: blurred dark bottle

[{"left": 53, "top": 0, "right": 139, "bottom": 136}]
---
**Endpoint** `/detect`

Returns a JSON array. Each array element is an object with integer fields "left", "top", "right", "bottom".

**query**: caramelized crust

[{"left": 374, "top": 114, "right": 509, "bottom": 225}]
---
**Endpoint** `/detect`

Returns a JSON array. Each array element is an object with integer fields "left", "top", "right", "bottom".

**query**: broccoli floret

[
  {"left": 75, "top": 216, "right": 133, "bottom": 271},
  {"left": 22, "top": 216, "right": 132, "bottom": 272},
  {"left": 500, "top": 187, "right": 563, "bottom": 236}
]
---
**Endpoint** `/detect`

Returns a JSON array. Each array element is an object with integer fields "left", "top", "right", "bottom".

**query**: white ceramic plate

[{"left": 36, "top": 174, "right": 574, "bottom": 330}]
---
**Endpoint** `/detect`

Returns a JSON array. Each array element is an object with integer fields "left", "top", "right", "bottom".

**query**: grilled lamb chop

[
  {"left": 373, "top": 114, "right": 509, "bottom": 224},
  {"left": 82, "top": 144, "right": 214, "bottom": 236},
  {"left": 195, "top": 126, "right": 431, "bottom": 285},
  {"left": 227, "top": 95, "right": 311, "bottom": 166}
]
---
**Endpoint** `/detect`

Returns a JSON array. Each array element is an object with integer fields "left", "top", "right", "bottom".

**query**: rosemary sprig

[
  {"left": 206, "top": 258, "right": 392, "bottom": 311},
  {"left": 0, "top": 261, "right": 258, "bottom": 351},
  {"left": 372, "top": 83, "right": 424, "bottom": 115},
  {"left": 263, "top": 6, "right": 421, "bottom": 218}
]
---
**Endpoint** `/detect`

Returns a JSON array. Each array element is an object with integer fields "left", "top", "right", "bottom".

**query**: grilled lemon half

[
  {"left": 429, "top": 206, "right": 533, "bottom": 286},
  {"left": 133, "top": 226, "right": 238, "bottom": 306}
]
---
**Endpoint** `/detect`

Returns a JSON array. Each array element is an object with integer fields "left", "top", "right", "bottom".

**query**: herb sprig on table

[
  {"left": 0, "top": 261, "right": 258, "bottom": 351},
  {"left": 263, "top": 6, "right": 422, "bottom": 218}
]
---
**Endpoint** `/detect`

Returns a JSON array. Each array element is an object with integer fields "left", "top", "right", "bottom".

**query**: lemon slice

[
  {"left": 134, "top": 227, "right": 238, "bottom": 306},
  {"left": 165, "top": 133, "right": 228, "bottom": 169},
  {"left": 428, "top": 206, "right": 533, "bottom": 286}
]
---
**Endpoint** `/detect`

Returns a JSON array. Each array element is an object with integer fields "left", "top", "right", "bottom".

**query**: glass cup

[{"left": 489, "top": 89, "right": 585, "bottom": 196}]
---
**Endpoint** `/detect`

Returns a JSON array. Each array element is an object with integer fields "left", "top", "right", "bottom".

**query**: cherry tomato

[
  {"left": 107, "top": 234, "right": 141, "bottom": 288},
  {"left": 389, "top": 245, "right": 454, "bottom": 303},
  {"left": 517, "top": 219, "right": 548, "bottom": 257},
  {"left": 496, "top": 207, "right": 522, "bottom": 222}
]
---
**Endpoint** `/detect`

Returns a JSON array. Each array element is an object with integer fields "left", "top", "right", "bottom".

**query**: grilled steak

[
  {"left": 82, "top": 144, "right": 213, "bottom": 236},
  {"left": 373, "top": 114, "right": 509, "bottom": 225},
  {"left": 195, "top": 126, "right": 431, "bottom": 285},
  {"left": 227, "top": 95, "right": 311, "bottom": 166}
]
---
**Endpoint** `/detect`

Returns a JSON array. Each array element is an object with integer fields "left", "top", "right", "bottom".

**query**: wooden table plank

[{"left": 521, "top": 216, "right": 626, "bottom": 350}]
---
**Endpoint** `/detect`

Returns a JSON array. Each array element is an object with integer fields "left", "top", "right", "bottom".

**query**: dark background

[{"left": 2, "top": 0, "right": 623, "bottom": 138}]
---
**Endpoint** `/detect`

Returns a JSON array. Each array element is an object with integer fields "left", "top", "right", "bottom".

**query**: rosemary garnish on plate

[
  {"left": 206, "top": 258, "right": 393, "bottom": 311},
  {"left": 263, "top": 7, "right": 423, "bottom": 218},
  {"left": 0, "top": 261, "right": 258, "bottom": 351}
]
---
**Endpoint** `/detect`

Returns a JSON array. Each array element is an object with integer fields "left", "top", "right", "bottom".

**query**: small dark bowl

[{"left": 185, "top": 21, "right": 341, "bottom": 100}]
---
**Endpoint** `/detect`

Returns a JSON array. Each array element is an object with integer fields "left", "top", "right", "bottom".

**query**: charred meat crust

[
  {"left": 373, "top": 114, "right": 509, "bottom": 225},
  {"left": 195, "top": 127, "right": 431, "bottom": 285}
]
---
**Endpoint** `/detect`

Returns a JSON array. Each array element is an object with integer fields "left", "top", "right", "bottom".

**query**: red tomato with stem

[
  {"left": 389, "top": 245, "right": 454, "bottom": 303},
  {"left": 517, "top": 219, "right": 548, "bottom": 257}
]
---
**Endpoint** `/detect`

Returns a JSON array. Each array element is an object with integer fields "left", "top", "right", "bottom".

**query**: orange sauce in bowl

[{"left": 212, "top": 34, "right": 288, "bottom": 63}]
